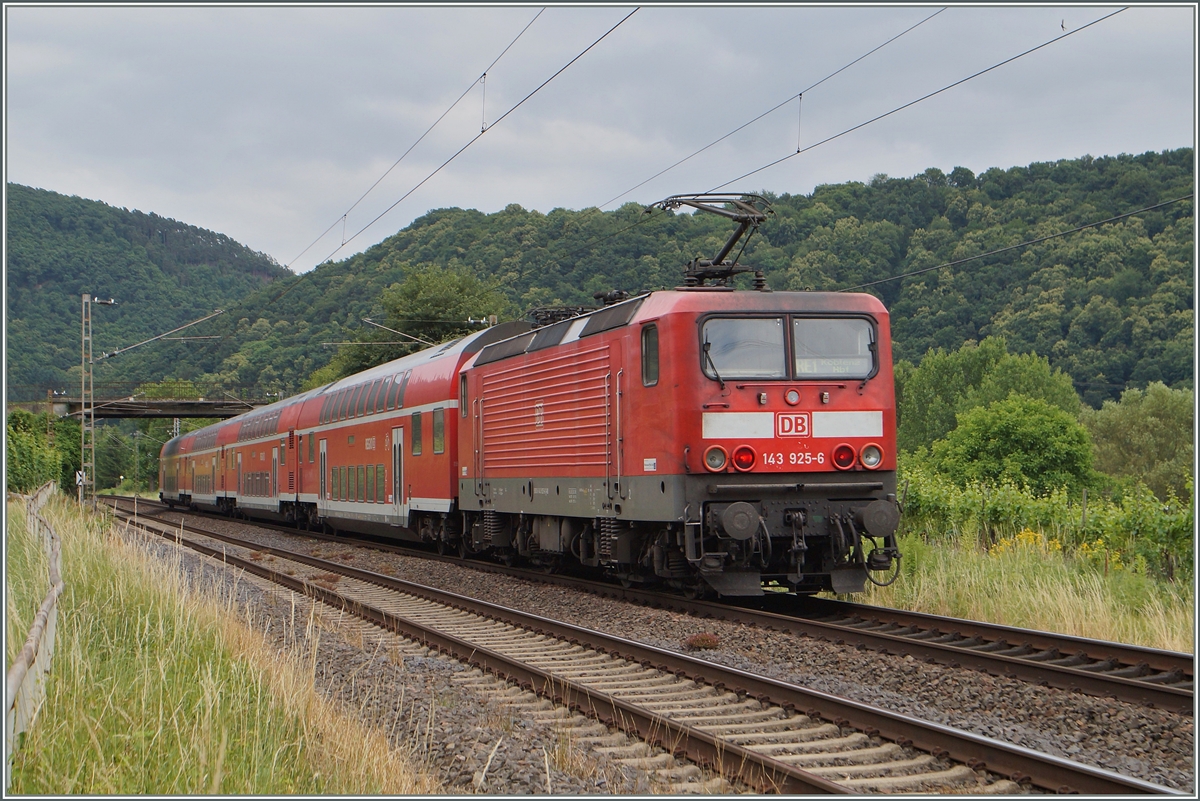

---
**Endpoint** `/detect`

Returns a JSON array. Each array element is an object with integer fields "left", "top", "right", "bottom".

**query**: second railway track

[
  {"left": 108, "top": 500, "right": 1181, "bottom": 795},
  {"left": 113, "top": 496, "right": 1193, "bottom": 715}
]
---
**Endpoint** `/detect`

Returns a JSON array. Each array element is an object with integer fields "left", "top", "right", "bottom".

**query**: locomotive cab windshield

[{"left": 701, "top": 315, "right": 877, "bottom": 381}]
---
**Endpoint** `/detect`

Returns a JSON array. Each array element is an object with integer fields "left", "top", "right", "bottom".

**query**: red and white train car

[
  {"left": 161, "top": 195, "right": 903, "bottom": 596},
  {"left": 161, "top": 288, "right": 901, "bottom": 596}
]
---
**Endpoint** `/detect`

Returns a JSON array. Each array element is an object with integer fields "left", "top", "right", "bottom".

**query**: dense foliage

[
  {"left": 8, "top": 150, "right": 1191, "bottom": 407},
  {"left": 304, "top": 265, "right": 512, "bottom": 387},
  {"left": 1081, "top": 382, "right": 1194, "bottom": 501},
  {"left": 894, "top": 336, "right": 1080, "bottom": 452},
  {"left": 5, "top": 409, "right": 63, "bottom": 493},
  {"left": 5, "top": 184, "right": 290, "bottom": 398},
  {"left": 899, "top": 461, "right": 1193, "bottom": 582},
  {"left": 930, "top": 396, "right": 1095, "bottom": 495},
  {"left": 7, "top": 151, "right": 1192, "bottom": 574}
]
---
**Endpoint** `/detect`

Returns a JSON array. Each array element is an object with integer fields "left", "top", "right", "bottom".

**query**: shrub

[
  {"left": 1081, "top": 382, "right": 1193, "bottom": 501},
  {"left": 931, "top": 395, "right": 1095, "bottom": 495}
]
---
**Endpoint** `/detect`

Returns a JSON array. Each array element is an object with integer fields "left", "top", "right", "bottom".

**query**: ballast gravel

[
  {"left": 124, "top": 526, "right": 672, "bottom": 794},
  {"left": 153, "top": 511, "right": 1195, "bottom": 793}
]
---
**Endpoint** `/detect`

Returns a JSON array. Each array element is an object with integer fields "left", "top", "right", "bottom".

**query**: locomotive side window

[
  {"left": 642, "top": 325, "right": 659, "bottom": 386},
  {"left": 412, "top": 411, "right": 423, "bottom": 456},
  {"left": 792, "top": 317, "right": 875, "bottom": 379},
  {"left": 433, "top": 408, "right": 445, "bottom": 454},
  {"left": 460, "top": 374, "right": 468, "bottom": 418},
  {"left": 701, "top": 317, "right": 786, "bottom": 380}
]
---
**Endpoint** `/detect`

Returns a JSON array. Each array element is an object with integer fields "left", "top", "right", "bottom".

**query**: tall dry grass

[
  {"left": 5, "top": 499, "right": 48, "bottom": 668},
  {"left": 7, "top": 495, "right": 441, "bottom": 794},
  {"left": 860, "top": 530, "right": 1194, "bottom": 653}
]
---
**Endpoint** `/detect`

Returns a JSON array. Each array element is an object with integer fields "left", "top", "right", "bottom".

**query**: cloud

[{"left": 6, "top": 5, "right": 1193, "bottom": 273}]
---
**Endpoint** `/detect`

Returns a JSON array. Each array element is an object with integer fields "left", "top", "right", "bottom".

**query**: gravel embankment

[
  {"left": 154, "top": 512, "right": 1196, "bottom": 793},
  {"left": 125, "top": 525, "right": 683, "bottom": 794}
]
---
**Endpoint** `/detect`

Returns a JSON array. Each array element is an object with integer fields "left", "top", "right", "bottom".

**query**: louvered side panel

[{"left": 482, "top": 345, "right": 610, "bottom": 471}]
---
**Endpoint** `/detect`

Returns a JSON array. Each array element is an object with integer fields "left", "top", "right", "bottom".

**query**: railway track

[
  {"left": 107, "top": 496, "right": 1192, "bottom": 715},
  {"left": 107, "top": 501, "right": 1179, "bottom": 794}
]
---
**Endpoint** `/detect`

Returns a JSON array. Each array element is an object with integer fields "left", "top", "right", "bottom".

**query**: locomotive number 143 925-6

[{"left": 762, "top": 450, "right": 826, "bottom": 466}]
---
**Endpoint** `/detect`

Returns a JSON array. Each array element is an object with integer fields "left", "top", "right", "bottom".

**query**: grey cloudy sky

[{"left": 5, "top": 4, "right": 1195, "bottom": 273}]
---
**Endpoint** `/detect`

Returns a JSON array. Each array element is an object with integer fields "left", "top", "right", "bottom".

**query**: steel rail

[
  {"left": 109, "top": 497, "right": 1194, "bottom": 714},
  {"left": 110, "top": 504, "right": 1180, "bottom": 795}
]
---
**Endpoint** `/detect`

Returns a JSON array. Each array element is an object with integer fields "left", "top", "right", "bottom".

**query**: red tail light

[
  {"left": 732, "top": 445, "right": 756, "bottom": 471},
  {"left": 832, "top": 443, "right": 856, "bottom": 470}
]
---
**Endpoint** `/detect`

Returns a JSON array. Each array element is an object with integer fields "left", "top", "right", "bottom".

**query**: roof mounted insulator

[
  {"left": 527, "top": 306, "right": 597, "bottom": 328},
  {"left": 653, "top": 193, "right": 774, "bottom": 290},
  {"left": 593, "top": 289, "right": 630, "bottom": 306}
]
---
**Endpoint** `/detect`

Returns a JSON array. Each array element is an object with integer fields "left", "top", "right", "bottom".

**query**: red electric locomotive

[{"left": 161, "top": 194, "right": 902, "bottom": 596}]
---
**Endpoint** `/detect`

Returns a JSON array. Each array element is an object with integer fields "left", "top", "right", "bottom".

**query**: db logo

[{"left": 776, "top": 412, "right": 810, "bottom": 437}]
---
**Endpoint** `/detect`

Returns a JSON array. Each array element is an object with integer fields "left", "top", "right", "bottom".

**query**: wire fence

[{"left": 5, "top": 481, "right": 62, "bottom": 792}]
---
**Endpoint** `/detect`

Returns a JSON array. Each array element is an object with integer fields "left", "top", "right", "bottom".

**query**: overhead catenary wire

[
  {"left": 589, "top": 7, "right": 946, "bottom": 214},
  {"left": 208, "top": 7, "right": 635, "bottom": 331},
  {"left": 557, "top": 6, "right": 1126, "bottom": 269},
  {"left": 709, "top": 7, "right": 1127, "bottom": 193},
  {"left": 286, "top": 8, "right": 545, "bottom": 269},
  {"left": 836, "top": 193, "right": 1194, "bottom": 293},
  {"left": 314, "top": 6, "right": 639, "bottom": 269}
]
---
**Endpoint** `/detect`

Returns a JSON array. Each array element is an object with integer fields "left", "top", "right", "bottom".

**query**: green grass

[
  {"left": 858, "top": 530, "right": 1194, "bottom": 653},
  {"left": 5, "top": 500, "right": 49, "bottom": 668},
  {"left": 8, "top": 496, "right": 439, "bottom": 794}
]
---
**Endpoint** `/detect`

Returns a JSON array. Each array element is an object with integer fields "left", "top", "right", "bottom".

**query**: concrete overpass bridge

[{"left": 9, "top": 383, "right": 279, "bottom": 419}]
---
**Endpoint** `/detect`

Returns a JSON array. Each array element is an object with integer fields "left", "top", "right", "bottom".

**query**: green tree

[
  {"left": 962, "top": 351, "right": 1081, "bottom": 414},
  {"left": 895, "top": 337, "right": 1008, "bottom": 451},
  {"left": 896, "top": 337, "right": 1081, "bottom": 452},
  {"left": 6, "top": 409, "right": 63, "bottom": 493},
  {"left": 931, "top": 395, "right": 1096, "bottom": 495},
  {"left": 1080, "top": 382, "right": 1194, "bottom": 500},
  {"left": 304, "top": 264, "right": 512, "bottom": 387}
]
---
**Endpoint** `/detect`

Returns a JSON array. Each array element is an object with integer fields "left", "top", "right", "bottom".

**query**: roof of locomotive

[{"left": 465, "top": 288, "right": 888, "bottom": 371}]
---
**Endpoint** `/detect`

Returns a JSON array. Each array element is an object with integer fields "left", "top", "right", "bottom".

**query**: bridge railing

[
  {"left": 7, "top": 382, "right": 283, "bottom": 404},
  {"left": 4, "top": 481, "right": 63, "bottom": 792}
]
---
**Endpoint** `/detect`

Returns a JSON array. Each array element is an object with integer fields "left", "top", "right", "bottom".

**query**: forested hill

[
  {"left": 7, "top": 149, "right": 1193, "bottom": 407},
  {"left": 5, "top": 183, "right": 290, "bottom": 394}
]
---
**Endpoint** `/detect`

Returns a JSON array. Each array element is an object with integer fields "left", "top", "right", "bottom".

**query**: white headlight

[{"left": 860, "top": 444, "right": 883, "bottom": 469}]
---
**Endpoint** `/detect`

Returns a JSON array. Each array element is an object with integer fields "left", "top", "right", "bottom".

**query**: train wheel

[
  {"left": 458, "top": 538, "right": 469, "bottom": 559},
  {"left": 436, "top": 538, "right": 448, "bottom": 556}
]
